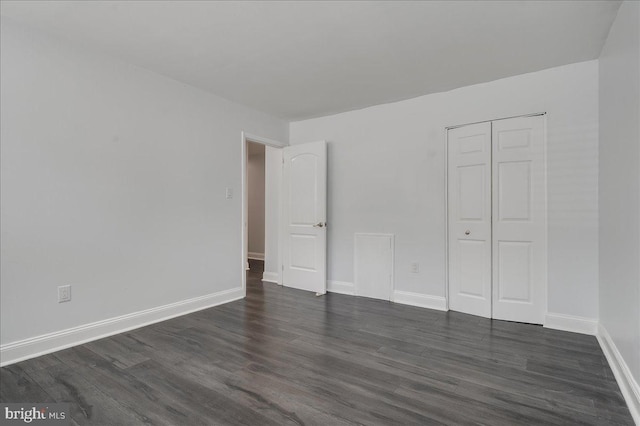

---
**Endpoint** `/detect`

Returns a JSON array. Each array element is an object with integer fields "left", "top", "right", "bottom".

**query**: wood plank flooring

[{"left": 1, "top": 260, "right": 634, "bottom": 425}]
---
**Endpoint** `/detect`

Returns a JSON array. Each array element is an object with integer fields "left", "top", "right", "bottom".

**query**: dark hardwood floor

[{"left": 1, "top": 260, "right": 634, "bottom": 425}]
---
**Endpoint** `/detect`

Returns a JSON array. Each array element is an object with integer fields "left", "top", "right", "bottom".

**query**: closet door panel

[
  {"left": 492, "top": 116, "right": 546, "bottom": 324},
  {"left": 447, "top": 122, "right": 492, "bottom": 318}
]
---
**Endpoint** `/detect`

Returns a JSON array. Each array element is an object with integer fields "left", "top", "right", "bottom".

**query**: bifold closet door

[
  {"left": 448, "top": 115, "right": 546, "bottom": 324},
  {"left": 447, "top": 122, "right": 492, "bottom": 318},
  {"left": 491, "top": 116, "right": 546, "bottom": 324}
]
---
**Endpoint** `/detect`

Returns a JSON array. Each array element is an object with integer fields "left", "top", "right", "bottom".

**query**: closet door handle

[{"left": 465, "top": 230, "right": 471, "bottom": 236}]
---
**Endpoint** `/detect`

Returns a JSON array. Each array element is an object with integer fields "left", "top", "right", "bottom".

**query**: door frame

[
  {"left": 443, "top": 112, "right": 548, "bottom": 320},
  {"left": 241, "top": 131, "right": 287, "bottom": 296}
]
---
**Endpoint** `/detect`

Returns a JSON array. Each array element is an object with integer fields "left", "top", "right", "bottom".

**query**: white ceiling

[{"left": 0, "top": 1, "right": 621, "bottom": 121}]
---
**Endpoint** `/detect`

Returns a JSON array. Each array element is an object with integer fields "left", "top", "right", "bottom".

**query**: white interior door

[
  {"left": 282, "top": 141, "right": 327, "bottom": 294},
  {"left": 447, "top": 122, "right": 492, "bottom": 318},
  {"left": 492, "top": 116, "right": 546, "bottom": 324}
]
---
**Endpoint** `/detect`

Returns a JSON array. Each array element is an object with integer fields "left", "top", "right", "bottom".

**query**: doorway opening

[
  {"left": 247, "top": 141, "right": 266, "bottom": 274},
  {"left": 241, "top": 133, "right": 328, "bottom": 296},
  {"left": 241, "top": 132, "right": 286, "bottom": 295}
]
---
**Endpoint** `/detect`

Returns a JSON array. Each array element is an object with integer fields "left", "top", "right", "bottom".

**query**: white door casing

[
  {"left": 282, "top": 140, "right": 327, "bottom": 294},
  {"left": 447, "top": 122, "right": 493, "bottom": 318},
  {"left": 491, "top": 116, "right": 546, "bottom": 324},
  {"left": 241, "top": 132, "right": 287, "bottom": 294}
]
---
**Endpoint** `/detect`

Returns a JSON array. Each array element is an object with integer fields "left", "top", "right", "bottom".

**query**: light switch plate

[{"left": 58, "top": 285, "right": 71, "bottom": 303}]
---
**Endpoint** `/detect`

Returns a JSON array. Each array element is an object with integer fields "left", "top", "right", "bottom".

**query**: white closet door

[
  {"left": 447, "top": 122, "right": 492, "bottom": 318},
  {"left": 492, "top": 116, "right": 546, "bottom": 324}
]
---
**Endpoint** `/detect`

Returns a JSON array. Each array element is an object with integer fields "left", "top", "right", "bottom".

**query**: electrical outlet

[
  {"left": 410, "top": 263, "right": 420, "bottom": 273},
  {"left": 58, "top": 285, "right": 71, "bottom": 303},
  {"left": 225, "top": 187, "right": 233, "bottom": 199}
]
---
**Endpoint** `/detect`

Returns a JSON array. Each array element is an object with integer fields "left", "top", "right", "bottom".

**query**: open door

[{"left": 282, "top": 140, "right": 327, "bottom": 295}]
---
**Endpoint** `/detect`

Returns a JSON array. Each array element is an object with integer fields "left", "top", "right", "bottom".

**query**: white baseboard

[
  {"left": 393, "top": 290, "right": 447, "bottom": 311},
  {"left": 0, "top": 287, "right": 244, "bottom": 367},
  {"left": 262, "top": 271, "right": 280, "bottom": 284},
  {"left": 597, "top": 324, "right": 640, "bottom": 424},
  {"left": 248, "top": 252, "right": 264, "bottom": 261},
  {"left": 327, "top": 280, "right": 355, "bottom": 295},
  {"left": 544, "top": 313, "right": 598, "bottom": 335}
]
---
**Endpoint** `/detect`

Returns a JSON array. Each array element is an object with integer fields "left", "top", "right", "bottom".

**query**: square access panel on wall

[{"left": 354, "top": 233, "right": 394, "bottom": 301}]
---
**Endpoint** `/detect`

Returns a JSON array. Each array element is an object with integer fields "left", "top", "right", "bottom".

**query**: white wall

[
  {"left": 247, "top": 143, "right": 266, "bottom": 258},
  {"left": 291, "top": 60, "right": 600, "bottom": 320},
  {"left": 0, "top": 18, "right": 288, "bottom": 348},
  {"left": 598, "top": 0, "right": 640, "bottom": 409},
  {"left": 263, "top": 146, "right": 283, "bottom": 283}
]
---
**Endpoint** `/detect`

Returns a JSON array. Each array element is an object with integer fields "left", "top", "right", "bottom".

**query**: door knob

[
  {"left": 465, "top": 230, "right": 471, "bottom": 235},
  {"left": 313, "top": 222, "right": 325, "bottom": 228}
]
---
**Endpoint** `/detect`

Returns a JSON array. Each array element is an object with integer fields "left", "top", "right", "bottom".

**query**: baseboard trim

[
  {"left": 0, "top": 287, "right": 244, "bottom": 367},
  {"left": 393, "top": 290, "right": 447, "bottom": 311},
  {"left": 248, "top": 252, "right": 264, "bottom": 261},
  {"left": 597, "top": 324, "right": 640, "bottom": 424},
  {"left": 262, "top": 271, "right": 280, "bottom": 284},
  {"left": 327, "top": 280, "right": 355, "bottom": 295},
  {"left": 544, "top": 313, "right": 598, "bottom": 335}
]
